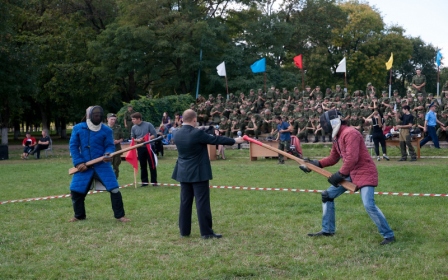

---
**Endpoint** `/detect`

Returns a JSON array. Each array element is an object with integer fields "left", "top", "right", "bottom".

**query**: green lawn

[{"left": 1, "top": 146, "right": 448, "bottom": 279}]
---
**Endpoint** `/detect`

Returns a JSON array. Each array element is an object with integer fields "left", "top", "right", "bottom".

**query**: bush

[{"left": 117, "top": 94, "right": 195, "bottom": 126}]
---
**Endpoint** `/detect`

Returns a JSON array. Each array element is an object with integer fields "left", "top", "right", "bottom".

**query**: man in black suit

[{"left": 172, "top": 109, "right": 245, "bottom": 239}]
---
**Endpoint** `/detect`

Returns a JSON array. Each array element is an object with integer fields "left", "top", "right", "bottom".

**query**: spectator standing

[
  {"left": 420, "top": 102, "right": 444, "bottom": 149},
  {"left": 395, "top": 105, "right": 417, "bottom": 161},
  {"left": 365, "top": 111, "right": 390, "bottom": 161},
  {"left": 123, "top": 105, "right": 136, "bottom": 138},
  {"left": 107, "top": 113, "right": 124, "bottom": 179},
  {"left": 274, "top": 116, "right": 291, "bottom": 164},
  {"left": 411, "top": 68, "right": 427, "bottom": 98},
  {"left": 131, "top": 112, "right": 158, "bottom": 186}
]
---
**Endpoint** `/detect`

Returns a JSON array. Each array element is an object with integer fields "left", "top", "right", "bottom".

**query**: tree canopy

[{"left": 1, "top": 0, "right": 443, "bottom": 143}]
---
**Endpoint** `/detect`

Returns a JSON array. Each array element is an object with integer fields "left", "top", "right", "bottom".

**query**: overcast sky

[{"left": 366, "top": 0, "right": 447, "bottom": 66}]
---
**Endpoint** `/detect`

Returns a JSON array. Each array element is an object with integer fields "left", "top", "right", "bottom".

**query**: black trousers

[
  {"left": 71, "top": 190, "right": 125, "bottom": 219},
  {"left": 137, "top": 146, "right": 157, "bottom": 184},
  {"left": 179, "top": 180, "right": 213, "bottom": 236},
  {"left": 372, "top": 132, "right": 387, "bottom": 156},
  {"left": 30, "top": 144, "right": 48, "bottom": 158}
]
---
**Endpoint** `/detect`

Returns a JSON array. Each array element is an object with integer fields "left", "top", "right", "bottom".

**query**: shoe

[
  {"left": 377, "top": 156, "right": 381, "bottom": 161},
  {"left": 380, "top": 236, "right": 395, "bottom": 245},
  {"left": 141, "top": 183, "right": 149, "bottom": 187},
  {"left": 398, "top": 158, "right": 407, "bottom": 161},
  {"left": 201, "top": 233, "right": 222, "bottom": 239},
  {"left": 307, "top": 231, "right": 334, "bottom": 237},
  {"left": 69, "top": 217, "right": 82, "bottom": 222},
  {"left": 117, "top": 216, "right": 130, "bottom": 222},
  {"left": 180, "top": 234, "right": 190, "bottom": 238},
  {"left": 152, "top": 183, "right": 159, "bottom": 187},
  {"left": 278, "top": 161, "right": 284, "bottom": 164},
  {"left": 383, "top": 155, "right": 390, "bottom": 161},
  {"left": 410, "top": 157, "right": 417, "bottom": 162}
]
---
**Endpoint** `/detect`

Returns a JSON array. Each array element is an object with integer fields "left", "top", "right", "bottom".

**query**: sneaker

[
  {"left": 383, "top": 155, "right": 390, "bottom": 161},
  {"left": 117, "top": 216, "right": 131, "bottom": 222},
  {"left": 278, "top": 161, "right": 285, "bottom": 164},
  {"left": 410, "top": 157, "right": 417, "bottom": 162},
  {"left": 307, "top": 231, "right": 334, "bottom": 237},
  {"left": 377, "top": 156, "right": 381, "bottom": 161},
  {"left": 398, "top": 158, "right": 407, "bottom": 161},
  {"left": 380, "top": 236, "right": 395, "bottom": 245}
]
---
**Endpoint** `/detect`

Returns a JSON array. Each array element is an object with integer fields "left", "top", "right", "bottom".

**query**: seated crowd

[{"left": 181, "top": 83, "right": 448, "bottom": 143}]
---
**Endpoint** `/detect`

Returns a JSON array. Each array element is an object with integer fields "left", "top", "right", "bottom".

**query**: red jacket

[
  {"left": 22, "top": 137, "right": 36, "bottom": 147},
  {"left": 319, "top": 125, "right": 378, "bottom": 189}
]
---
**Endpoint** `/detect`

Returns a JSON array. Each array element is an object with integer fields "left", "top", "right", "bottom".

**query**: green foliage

[{"left": 117, "top": 94, "right": 195, "bottom": 125}]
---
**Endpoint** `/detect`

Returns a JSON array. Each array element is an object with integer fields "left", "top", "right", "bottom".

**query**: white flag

[
  {"left": 336, "top": 57, "right": 346, "bottom": 73},
  {"left": 216, "top": 61, "right": 226, "bottom": 76}
]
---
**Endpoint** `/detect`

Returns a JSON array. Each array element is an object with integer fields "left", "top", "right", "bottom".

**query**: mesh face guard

[
  {"left": 87, "top": 106, "right": 104, "bottom": 125},
  {"left": 320, "top": 109, "right": 342, "bottom": 138}
]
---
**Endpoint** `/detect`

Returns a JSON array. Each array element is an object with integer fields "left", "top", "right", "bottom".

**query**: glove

[
  {"left": 103, "top": 153, "right": 112, "bottom": 162},
  {"left": 76, "top": 163, "right": 88, "bottom": 172},
  {"left": 299, "top": 158, "right": 321, "bottom": 173},
  {"left": 328, "top": 171, "right": 347, "bottom": 187}
]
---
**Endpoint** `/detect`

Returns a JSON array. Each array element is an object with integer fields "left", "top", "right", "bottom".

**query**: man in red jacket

[{"left": 300, "top": 109, "right": 395, "bottom": 245}]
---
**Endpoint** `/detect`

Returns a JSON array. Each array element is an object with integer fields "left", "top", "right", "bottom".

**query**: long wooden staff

[
  {"left": 242, "top": 135, "right": 357, "bottom": 192},
  {"left": 68, "top": 136, "right": 163, "bottom": 175}
]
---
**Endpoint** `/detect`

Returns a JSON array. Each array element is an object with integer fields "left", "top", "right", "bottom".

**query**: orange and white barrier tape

[{"left": 1, "top": 182, "right": 446, "bottom": 205}]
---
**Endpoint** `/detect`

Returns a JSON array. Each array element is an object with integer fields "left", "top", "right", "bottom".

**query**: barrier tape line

[{"left": 1, "top": 182, "right": 447, "bottom": 205}]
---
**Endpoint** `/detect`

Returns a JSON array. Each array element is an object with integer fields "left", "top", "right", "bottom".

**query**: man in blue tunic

[{"left": 69, "top": 106, "right": 130, "bottom": 222}]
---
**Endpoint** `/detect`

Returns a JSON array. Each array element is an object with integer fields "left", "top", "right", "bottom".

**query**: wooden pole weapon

[
  {"left": 243, "top": 135, "right": 357, "bottom": 192},
  {"left": 68, "top": 136, "right": 163, "bottom": 175}
]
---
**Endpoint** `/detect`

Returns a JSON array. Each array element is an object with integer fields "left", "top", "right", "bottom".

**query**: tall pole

[
  {"left": 389, "top": 69, "right": 392, "bottom": 98},
  {"left": 437, "top": 66, "right": 440, "bottom": 98},
  {"left": 301, "top": 70, "right": 304, "bottom": 91},
  {"left": 195, "top": 49, "right": 203, "bottom": 99},
  {"left": 264, "top": 72, "right": 267, "bottom": 94},
  {"left": 224, "top": 75, "right": 229, "bottom": 97},
  {"left": 344, "top": 72, "right": 348, "bottom": 93}
]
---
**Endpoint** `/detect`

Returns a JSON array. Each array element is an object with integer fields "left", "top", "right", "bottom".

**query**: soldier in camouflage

[{"left": 107, "top": 113, "right": 124, "bottom": 179}]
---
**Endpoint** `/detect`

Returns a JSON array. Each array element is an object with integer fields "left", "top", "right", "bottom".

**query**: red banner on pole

[{"left": 294, "top": 54, "right": 303, "bottom": 69}]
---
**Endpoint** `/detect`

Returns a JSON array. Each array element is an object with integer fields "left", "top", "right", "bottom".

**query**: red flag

[
  {"left": 294, "top": 54, "right": 303, "bottom": 69},
  {"left": 144, "top": 133, "right": 155, "bottom": 169},
  {"left": 125, "top": 138, "right": 138, "bottom": 171}
]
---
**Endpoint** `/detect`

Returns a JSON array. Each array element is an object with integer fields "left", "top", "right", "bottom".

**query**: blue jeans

[
  {"left": 321, "top": 181, "right": 394, "bottom": 238},
  {"left": 420, "top": 126, "right": 440, "bottom": 148}
]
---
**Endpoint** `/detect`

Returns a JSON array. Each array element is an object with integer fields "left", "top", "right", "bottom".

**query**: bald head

[{"left": 182, "top": 109, "right": 197, "bottom": 123}]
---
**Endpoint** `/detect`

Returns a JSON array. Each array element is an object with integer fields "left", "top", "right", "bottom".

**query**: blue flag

[
  {"left": 250, "top": 58, "right": 266, "bottom": 73},
  {"left": 436, "top": 50, "right": 443, "bottom": 67}
]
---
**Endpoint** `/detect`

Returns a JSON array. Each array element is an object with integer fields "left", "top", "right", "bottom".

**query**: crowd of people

[{"left": 183, "top": 77, "right": 448, "bottom": 152}]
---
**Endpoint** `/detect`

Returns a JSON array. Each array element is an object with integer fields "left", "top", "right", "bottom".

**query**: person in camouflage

[
  {"left": 411, "top": 68, "right": 427, "bottom": 97},
  {"left": 123, "top": 105, "right": 135, "bottom": 138},
  {"left": 107, "top": 113, "right": 124, "bottom": 179}
]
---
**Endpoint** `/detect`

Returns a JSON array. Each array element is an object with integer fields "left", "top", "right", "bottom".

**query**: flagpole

[
  {"left": 437, "top": 66, "right": 440, "bottom": 98},
  {"left": 344, "top": 72, "right": 347, "bottom": 92},
  {"left": 389, "top": 69, "right": 392, "bottom": 98},
  {"left": 301, "top": 69, "right": 304, "bottom": 91},
  {"left": 225, "top": 75, "right": 229, "bottom": 97},
  {"left": 264, "top": 72, "right": 267, "bottom": 94},
  {"left": 134, "top": 169, "right": 137, "bottom": 188}
]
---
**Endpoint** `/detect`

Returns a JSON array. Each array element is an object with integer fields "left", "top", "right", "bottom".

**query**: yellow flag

[{"left": 385, "top": 53, "right": 393, "bottom": 70}]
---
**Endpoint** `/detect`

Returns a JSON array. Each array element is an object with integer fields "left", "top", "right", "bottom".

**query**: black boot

[
  {"left": 313, "top": 136, "right": 319, "bottom": 143},
  {"left": 304, "top": 136, "right": 309, "bottom": 143},
  {"left": 322, "top": 136, "right": 326, "bottom": 142}
]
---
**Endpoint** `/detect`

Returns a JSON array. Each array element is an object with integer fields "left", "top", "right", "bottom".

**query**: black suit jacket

[{"left": 171, "top": 125, "right": 236, "bottom": 183}]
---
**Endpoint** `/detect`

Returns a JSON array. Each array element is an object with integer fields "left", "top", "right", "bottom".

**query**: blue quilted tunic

[{"left": 69, "top": 122, "right": 118, "bottom": 193}]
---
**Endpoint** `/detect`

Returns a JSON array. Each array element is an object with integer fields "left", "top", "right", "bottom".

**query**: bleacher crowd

[{"left": 185, "top": 82, "right": 448, "bottom": 143}]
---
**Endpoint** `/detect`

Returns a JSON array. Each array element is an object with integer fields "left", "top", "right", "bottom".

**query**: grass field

[{"left": 1, "top": 144, "right": 448, "bottom": 279}]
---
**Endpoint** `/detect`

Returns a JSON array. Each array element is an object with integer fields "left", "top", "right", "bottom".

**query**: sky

[{"left": 366, "top": 0, "right": 448, "bottom": 67}]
